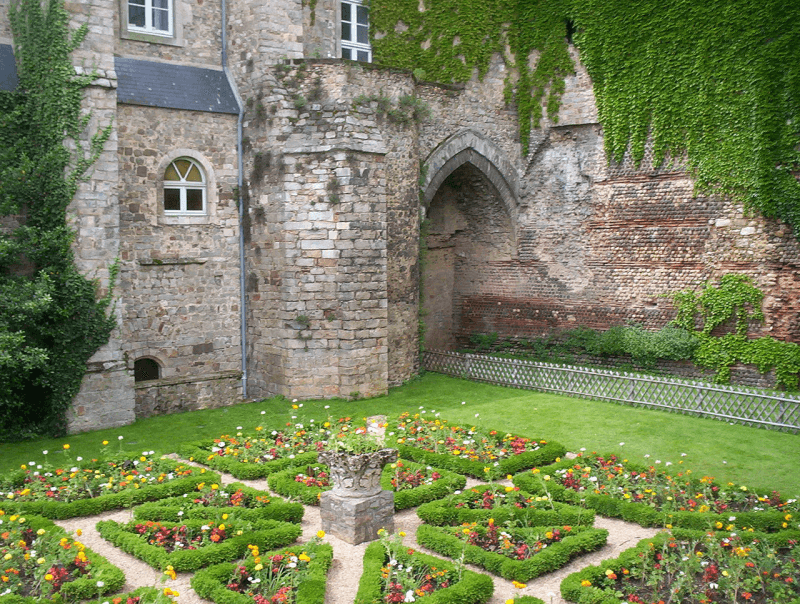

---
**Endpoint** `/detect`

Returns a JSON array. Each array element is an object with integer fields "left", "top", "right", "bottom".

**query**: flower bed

[
  {"left": 416, "top": 484, "right": 594, "bottom": 527},
  {"left": 96, "top": 516, "right": 302, "bottom": 572},
  {"left": 179, "top": 431, "right": 321, "bottom": 480},
  {"left": 390, "top": 413, "right": 566, "bottom": 479},
  {"left": 133, "top": 482, "right": 304, "bottom": 524},
  {"left": 512, "top": 453, "right": 800, "bottom": 532},
  {"left": 0, "top": 456, "right": 215, "bottom": 519},
  {"left": 0, "top": 511, "right": 125, "bottom": 602},
  {"left": 355, "top": 530, "right": 494, "bottom": 604},
  {"left": 191, "top": 541, "right": 333, "bottom": 604},
  {"left": 561, "top": 527, "right": 800, "bottom": 604},
  {"left": 267, "top": 459, "right": 467, "bottom": 510},
  {"left": 416, "top": 521, "right": 608, "bottom": 582}
]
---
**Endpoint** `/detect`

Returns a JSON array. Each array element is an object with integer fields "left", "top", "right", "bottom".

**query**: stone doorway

[{"left": 422, "top": 162, "right": 515, "bottom": 350}]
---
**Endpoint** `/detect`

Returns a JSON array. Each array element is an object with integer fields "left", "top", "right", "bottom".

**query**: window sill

[{"left": 121, "top": 29, "right": 183, "bottom": 47}]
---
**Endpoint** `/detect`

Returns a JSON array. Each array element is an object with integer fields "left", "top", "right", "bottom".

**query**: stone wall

[{"left": 116, "top": 105, "right": 242, "bottom": 411}]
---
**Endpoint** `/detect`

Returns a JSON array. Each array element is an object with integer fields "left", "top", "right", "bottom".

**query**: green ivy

[
  {"left": 0, "top": 0, "right": 114, "bottom": 440},
  {"left": 370, "top": 0, "right": 574, "bottom": 154},
  {"left": 371, "top": 0, "right": 800, "bottom": 234}
]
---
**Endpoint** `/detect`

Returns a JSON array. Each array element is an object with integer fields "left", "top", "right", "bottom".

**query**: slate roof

[
  {"left": 115, "top": 56, "right": 239, "bottom": 114},
  {"left": 0, "top": 44, "right": 19, "bottom": 91}
]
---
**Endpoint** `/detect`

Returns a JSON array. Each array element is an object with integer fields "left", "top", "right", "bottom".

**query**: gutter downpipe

[{"left": 221, "top": 0, "right": 248, "bottom": 398}]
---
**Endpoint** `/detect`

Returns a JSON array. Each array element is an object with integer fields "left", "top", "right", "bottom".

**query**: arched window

[
  {"left": 164, "top": 157, "right": 206, "bottom": 215},
  {"left": 134, "top": 358, "right": 161, "bottom": 382}
]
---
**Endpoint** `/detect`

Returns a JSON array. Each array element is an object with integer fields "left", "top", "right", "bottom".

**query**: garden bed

[
  {"left": 133, "top": 481, "right": 304, "bottom": 524},
  {"left": 390, "top": 412, "right": 566, "bottom": 479},
  {"left": 0, "top": 456, "right": 216, "bottom": 519},
  {"left": 96, "top": 517, "right": 302, "bottom": 572},
  {"left": 267, "top": 459, "right": 467, "bottom": 510},
  {"left": 561, "top": 527, "right": 800, "bottom": 604},
  {"left": 512, "top": 453, "right": 800, "bottom": 531},
  {"left": 355, "top": 530, "right": 494, "bottom": 604},
  {"left": 416, "top": 484, "right": 594, "bottom": 527},
  {"left": 192, "top": 541, "right": 333, "bottom": 604},
  {"left": 416, "top": 522, "right": 608, "bottom": 582},
  {"left": 0, "top": 512, "right": 125, "bottom": 602}
]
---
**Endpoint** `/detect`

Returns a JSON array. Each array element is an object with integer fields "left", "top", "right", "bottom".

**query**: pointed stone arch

[{"left": 421, "top": 129, "right": 519, "bottom": 233}]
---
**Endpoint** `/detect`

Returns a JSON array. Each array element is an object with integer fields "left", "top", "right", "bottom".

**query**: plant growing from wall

[
  {"left": 0, "top": 0, "right": 114, "bottom": 440},
  {"left": 370, "top": 0, "right": 574, "bottom": 154}
]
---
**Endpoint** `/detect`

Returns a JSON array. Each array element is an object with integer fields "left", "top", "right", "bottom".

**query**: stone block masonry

[{"left": 320, "top": 490, "right": 395, "bottom": 545}]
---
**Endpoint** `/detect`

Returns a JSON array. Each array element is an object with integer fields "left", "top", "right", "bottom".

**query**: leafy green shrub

[
  {"left": 191, "top": 542, "right": 333, "bottom": 604},
  {"left": 416, "top": 523, "right": 608, "bottom": 582},
  {"left": 96, "top": 517, "right": 301, "bottom": 572},
  {"left": 178, "top": 440, "right": 319, "bottom": 479}
]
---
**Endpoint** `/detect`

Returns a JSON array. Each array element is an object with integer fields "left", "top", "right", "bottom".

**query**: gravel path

[{"left": 54, "top": 464, "right": 659, "bottom": 604}]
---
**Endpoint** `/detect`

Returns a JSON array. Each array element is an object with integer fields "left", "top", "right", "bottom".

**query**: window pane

[
  {"left": 356, "top": 5, "right": 368, "bottom": 26},
  {"left": 128, "top": 3, "right": 145, "bottom": 27},
  {"left": 153, "top": 7, "right": 170, "bottom": 32},
  {"left": 164, "top": 163, "right": 179, "bottom": 182},
  {"left": 357, "top": 49, "right": 369, "bottom": 62},
  {"left": 186, "top": 189, "right": 203, "bottom": 212},
  {"left": 341, "top": 22, "right": 352, "bottom": 42},
  {"left": 186, "top": 164, "right": 203, "bottom": 182},
  {"left": 357, "top": 23, "right": 368, "bottom": 45},
  {"left": 341, "top": 2, "right": 351, "bottom": 22},
  {"left": 164, "top": 188, "right": 180, "bottom": 211},
  {"left": 153, "top": 0, "right": 169, "bottom": 8},
  {"left": 174, "top": 159, "right": 191, "bottom": 178},
  {"left": 342, "top": 47, "right": 352, "bottom": 60}
]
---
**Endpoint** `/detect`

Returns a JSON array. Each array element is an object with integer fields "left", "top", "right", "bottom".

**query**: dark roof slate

[
  {"left": 115, "top": 56, "right": 239, "bottom": 115},
  {"left": 0, "top": 44, "right": 19, "bottom": 91}
]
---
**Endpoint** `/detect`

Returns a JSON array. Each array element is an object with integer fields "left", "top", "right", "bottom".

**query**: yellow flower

[
  {"left": 317, "top": 530, "right": 326, "bottom": 539},
  {"left": 512, "top": 581, "right": 526, "bottom": 589},
  {"left": 45, "top": 574, "right": 54, "bottom": 581},
  {"left": 76, "top": 529, "right": 82, "bottom": 536},
  {"left": 37, "top": 528, "right": 46, "bottom": 535},
  {"left": 211, "top": 484, "right": 219, "bottom": 490},
  {"left": 298, "top": 553, "right": 311, "bottom": 562},
  {"left": 399, "top": 531, "right": 406, "bottom": 537},
  {"left": 37, "top": 557, "right": 46, "bottom": 564},
  {"left": 222, "top": 513, "right": 228, "bottom": 520},
  {"left": 581, "top": 580, "right": 592, "bottom": 587},
  {"left": 164, "top": 566, "right": 177, "bottom": 580},
  {"left": 63, "top": 444, "right": 70, "bottom": 450},
  {"left": 102, "top": 440, "right": 109, "bottom": 445},
  {"left": 254, "top": 563, "right": 263, "bottom": 571},
  {"left": 506, "top": 600, "right": 515, "bottom": 604}
]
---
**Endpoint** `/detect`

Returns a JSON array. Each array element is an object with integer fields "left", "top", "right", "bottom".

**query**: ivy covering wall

[
  {"left": 0, "top": 0, "right": 114, "bottom": 440},
  {"left": 370, "top": 0, "right": 800, "bottom": 235}
]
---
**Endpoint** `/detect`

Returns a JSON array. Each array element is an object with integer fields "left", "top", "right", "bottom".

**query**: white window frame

[
  {"left": 163, "top": 157, "right": 206, "bottom": 216},
  {"left": 341, "top": 0, "right": 371, "bottom": 63},
  {"left": 127, "top": 0, "right": 174, "bottom": 37}
]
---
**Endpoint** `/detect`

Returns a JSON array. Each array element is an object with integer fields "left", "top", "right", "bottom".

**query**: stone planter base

[{"left": 319, "top": 490, "right": 395, "bottom": 545}]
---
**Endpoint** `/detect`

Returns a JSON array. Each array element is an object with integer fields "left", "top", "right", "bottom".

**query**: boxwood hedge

[{"left": 178, "top": 440, "right": 318, "bottom": 479}]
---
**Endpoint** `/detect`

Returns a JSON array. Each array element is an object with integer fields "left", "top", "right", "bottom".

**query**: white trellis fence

[{"left": 422, "top": 350, "right": 800, "bottom": 433}]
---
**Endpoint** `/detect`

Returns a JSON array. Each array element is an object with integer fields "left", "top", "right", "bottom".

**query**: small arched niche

[{"left": 134, "top": 357, "right": 161, "bottom": 383}]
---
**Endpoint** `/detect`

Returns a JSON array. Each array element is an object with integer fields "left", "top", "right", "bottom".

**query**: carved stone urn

[
  {"left": 317, "top": 448, "right": 398, "bottom": 498},
  {"left": 317, "top": 447, "right": 399, "bottom": 544}
]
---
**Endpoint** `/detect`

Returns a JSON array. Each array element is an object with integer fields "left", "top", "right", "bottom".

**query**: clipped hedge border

[
  {"left": 512, "top": 456, "right": 794, "bottom": 532},
  {"left": 0, "top": 515, "right": 125, "bottom": 602},
  {"left": 560, "top": 527, "right": 800, "bottom": 604},
  {"left": 178, "top": 441, "right": 319, "bottom": 479},
  {"left": 133, "top": 482, "right": 304, "bottom": 524},
  {"left": 191, "top": 542, "right": 333, "bottom": 604},
  {"left": 394, "top": 429, "right": 566, "bottom": 480},
  {"left": 267, "top": 459, "right": 467, "bottom": 510},
  {"left": 355, "top": 539, "right": 494, "bottom": 604},
  {"left": 1, "top": 469, "right": 218, "bottom": 520},
  {"left": 96, "top": 517, "right": 301, "bottom": 572},
  {"left": 416, "top": 523, "right": 608, "bottom": 582},
  {"left": 416, "top": 485, "right": 595, "bottom": 527}
]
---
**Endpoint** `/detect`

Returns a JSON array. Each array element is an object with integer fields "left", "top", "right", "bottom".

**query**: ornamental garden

[{"left": 1, "top": 404, "right": 798, "bottom": 604}]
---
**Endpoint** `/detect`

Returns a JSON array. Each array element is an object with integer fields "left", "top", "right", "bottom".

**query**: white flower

[
  {"left": 475, "top": 413, "right": 479, "bottom": 418},
  {"left": 177, "top": 511, "right": 184, "bottom": 516},
  {"left": 76, "top": 457, "right": 83, "bottom": 462},
  {"left": 681, "top": 452, "right": 687, "bottom": 457},
  {"left": 42, "top": 450, "right": 48, "bottom": 455},
  {"left": 644, "top": 454, "right": 650, "bottom": 458},
  {"left": 261, "top": 410, "right": 266, "bottom": 415},
  {"left": 461, "top": 401, "right": 466, "bottom": 405},
  {"left": 404, "top": 590, "right": 416, "bottom": 602},
  {"left": 325, "top": 405, "right": 330, "bottom": 409},
  {"left": 237, "top": 426, "right": 242, "bottom": 430},
  {"left": 96, "top": 581, "right": 105, "bottom": 587},
  {"left": 619, "top": 442, "right": 625, "bottom": 446},
  {"left": 665, "top": 461, "right": 672, "bottom": 466},
  {"left": 118, "top": 436, "right": 124, "bottom": 440},
  {"left": 293, "top": 399, "right": 298, "bottom": 403}
]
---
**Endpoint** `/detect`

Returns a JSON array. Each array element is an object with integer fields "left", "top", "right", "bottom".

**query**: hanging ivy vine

[
  {"left": 370, "top": 0, "right": 800, "bottom": 236},
  {"left": 370, "top": 0, "right": 575, "bottom": 154},
  {"left": 0, "top": 0, "right": 115, "bottom": 440}
]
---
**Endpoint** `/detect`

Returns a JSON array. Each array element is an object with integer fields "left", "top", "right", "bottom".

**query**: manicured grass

[{"left": 1, "top": 373, "right": 798, "bottom": 497}]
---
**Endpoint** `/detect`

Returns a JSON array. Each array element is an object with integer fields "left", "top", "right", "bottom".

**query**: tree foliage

[{"left": 0, "top": 0, "right": 115, "bottom": 440}]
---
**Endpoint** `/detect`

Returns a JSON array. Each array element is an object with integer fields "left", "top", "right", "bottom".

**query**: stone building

[{"left": 1, "top": 0, "right": 797, "bottom": 433}]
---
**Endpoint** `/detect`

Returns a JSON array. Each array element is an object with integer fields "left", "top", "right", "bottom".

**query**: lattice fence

[{"left": 423, "top": 350, "right": 800, "bottom": 433}]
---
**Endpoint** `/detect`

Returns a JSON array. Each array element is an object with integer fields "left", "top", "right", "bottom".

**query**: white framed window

[
  {"left": 163, "top": 157, "right": 206, "bottom": 215},
  {"left": 127, "top": 0, "right": 173, "bottom": 37},
  {"left": 341, "top": 0, "right": 371, "bottom": 62}
]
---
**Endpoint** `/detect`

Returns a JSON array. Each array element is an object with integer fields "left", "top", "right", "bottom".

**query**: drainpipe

[{"left": 221, "top": 0, "right": 248, "bottom": 398}]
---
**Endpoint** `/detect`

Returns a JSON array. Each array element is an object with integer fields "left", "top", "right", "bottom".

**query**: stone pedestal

[{"left": 319, "top": 489, "right": 395, "bottom": 545}]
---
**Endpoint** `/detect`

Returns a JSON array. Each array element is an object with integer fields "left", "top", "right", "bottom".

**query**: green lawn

[{"left": 2, "top": 372, "right": 798, "bottom": 497}]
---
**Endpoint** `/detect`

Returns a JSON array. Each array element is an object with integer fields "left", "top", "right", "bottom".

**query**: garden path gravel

[{"left": 54, "top": 463, "right": 659, "bottom": 604}]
